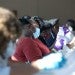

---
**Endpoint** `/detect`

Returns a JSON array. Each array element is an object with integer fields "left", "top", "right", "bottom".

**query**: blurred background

[{"left": 0, "top": 0, "right": 75, "bottom": 24}]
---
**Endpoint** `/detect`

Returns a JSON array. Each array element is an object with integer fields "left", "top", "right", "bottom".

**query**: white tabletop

[{"left": 34, "top": 49, "right": 75, "bottom": 75}]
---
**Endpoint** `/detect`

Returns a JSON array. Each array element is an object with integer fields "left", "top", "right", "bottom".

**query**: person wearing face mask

[
  {"left": 11, "top": 16, "right": 65, "bottom": 70},
  {"left": 11, "top": 16, "right": 51, "bottom": 62},
  {"left": 0, "top": 7, "right": 22, "bottom": 75},
  {"left": 30, "top": 16, "right": 41, "bottom": 39}
]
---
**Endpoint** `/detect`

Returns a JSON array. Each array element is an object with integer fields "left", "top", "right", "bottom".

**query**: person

[
  {"left": 11, "top": 16, "right": 64, "bottom": 70},
  {"left": 54, "top": 19, "right": 75, "bottom": 51},
  {"left": 0, "top": 7, "right": 22, "bottom": 75},
  {"left": 11, "top": 16, "right": 51, "bottom": 62},
  {"left": 38, "top": 18, "right": 59, "bottom": 49},
  {"left": 65, "top": 19, "right": 75, "bottom": 49},
  {"left": 38, "top": 24, "right": 52, "bottom": 48}
]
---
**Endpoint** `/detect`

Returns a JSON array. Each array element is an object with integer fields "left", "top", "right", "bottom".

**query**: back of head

[
  {"left": 19, "top": 16, "right": 36, "bottom": 37},
  {"left": 0, "top": 7, "right": 22, "bottom": 58}
]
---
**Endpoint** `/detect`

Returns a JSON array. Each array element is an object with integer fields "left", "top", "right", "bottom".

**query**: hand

[{"left": 66, "top": 43, "right": 74, "bottom": 49}]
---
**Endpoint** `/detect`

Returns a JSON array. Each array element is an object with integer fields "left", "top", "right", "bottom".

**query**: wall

[{"left": 0, "top": 0, "right": 75, "bottom": 24}]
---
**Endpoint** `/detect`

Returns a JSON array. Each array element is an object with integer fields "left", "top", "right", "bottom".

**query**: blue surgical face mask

[{"left": 33, "top": 27, "right": 40, "bottom": 38}]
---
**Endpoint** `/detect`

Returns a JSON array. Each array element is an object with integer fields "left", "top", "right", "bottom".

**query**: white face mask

[
  {"left": 33, "top": 27, "right": 40, "bottom": 38},
  {"left": 4, "top": 41, "right": 16, "bottom": 58}
]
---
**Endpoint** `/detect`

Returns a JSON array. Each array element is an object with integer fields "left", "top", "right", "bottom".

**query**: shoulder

[
  {"left": 34, "top": 38, "right": 41, "bottom": 43},
  {"left": 34, "top": 38, "right": 46, "bottom": 46},
  {"left": 17, "top": 37, "right": 34, "bottom": 45}
]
